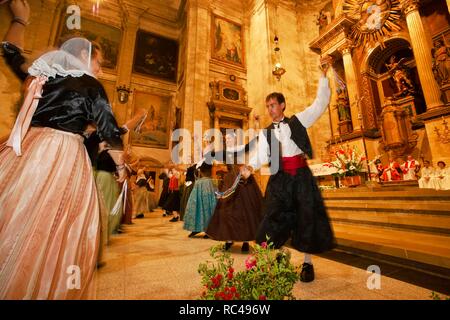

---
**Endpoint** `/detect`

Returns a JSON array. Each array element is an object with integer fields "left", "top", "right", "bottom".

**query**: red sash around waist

[{"left": 282, "top": 154, "right": 308, "bottom": 176}]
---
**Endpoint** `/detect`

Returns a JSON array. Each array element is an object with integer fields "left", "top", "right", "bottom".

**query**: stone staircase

[{"left": 322, "top": 187, "right": 450, "bottom": 278}]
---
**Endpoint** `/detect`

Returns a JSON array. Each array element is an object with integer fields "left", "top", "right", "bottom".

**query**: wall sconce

[
  {"left": 272, "top": 35, "right": 286, "bottom": 81},
  {"left": 434, "top": 117, "right": 450, "bottom": 144},
  {"left": 116, "top": 85, "right": 132, "bottom": 104}
]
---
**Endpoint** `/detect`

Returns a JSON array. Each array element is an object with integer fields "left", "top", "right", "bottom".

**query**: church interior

[{"left": 0, "top": 0, "right": 449, "bottom": 300}]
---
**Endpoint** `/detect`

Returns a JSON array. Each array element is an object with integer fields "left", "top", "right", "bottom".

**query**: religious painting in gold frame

[
  {"left": 211, "top": 15, "right": 245, "bottom": 68},
  {"left": 133, "top": 30, "right": 179, "bottom": 83},
  {"left": 130, "top": 91, "right": 172, "bottom": 149},
  {"left": 55, "top": 15, "right": 122, "bottom": 71}
]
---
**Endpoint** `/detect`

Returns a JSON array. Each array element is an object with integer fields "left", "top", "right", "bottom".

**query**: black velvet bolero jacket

[{"left": 2, "top": 42, "right": 123, "bottom": 150}]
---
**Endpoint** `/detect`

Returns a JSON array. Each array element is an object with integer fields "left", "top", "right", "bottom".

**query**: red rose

[{"left": 245, "top": 256, "right": 257, "bottom": 270}]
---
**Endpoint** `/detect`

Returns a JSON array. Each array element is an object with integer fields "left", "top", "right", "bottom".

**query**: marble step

[
  {"left": 325, "top": 200, "right": 450, "bottom": 215},
  {"left": 332, "top": 221, "right": 450, "bottom": 270},
  {"left": 329, "top": 210, "right": 450, "bottom": 234}
]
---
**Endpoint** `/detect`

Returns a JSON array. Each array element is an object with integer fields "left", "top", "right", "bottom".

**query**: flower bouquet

[
  {"left": 198, "top": 241, "right": 298, "bottom": 300},
  {"left": 323, "top": 145, "right": 367, "bottom": 187}
]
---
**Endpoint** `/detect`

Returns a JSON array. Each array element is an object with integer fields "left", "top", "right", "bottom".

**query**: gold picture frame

[
  {"left": 211, "top": 15, "right": 245, "bottom": 68},
  {"left": 130, "top": 91, "right": 172, "bottom": 149}
]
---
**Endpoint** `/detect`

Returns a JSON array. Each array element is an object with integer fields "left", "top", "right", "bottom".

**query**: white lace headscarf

[
  {"left": 7, "top": 38, "right": 96, "bottom": 156},
  {"left": 28, "top": 37, "right": 95, "bottom": 78}
]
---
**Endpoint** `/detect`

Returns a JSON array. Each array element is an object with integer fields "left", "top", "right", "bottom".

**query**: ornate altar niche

[
  {"left": 207, "top": 79, "right": 251, "bottom": 135},
  {"left": 207, "top": 79, "right": 251, "bottom": 179},
  {"left": 309, "top": 2, "right": 429, "bottom": 160}
]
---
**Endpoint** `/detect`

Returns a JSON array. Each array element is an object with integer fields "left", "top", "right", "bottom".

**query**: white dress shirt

[{"left": 249, "top": 76, "right": 331, "bottom": 170}]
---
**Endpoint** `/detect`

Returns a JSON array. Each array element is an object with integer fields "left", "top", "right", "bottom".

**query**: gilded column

[
  {"left": 402, "top": 0, "right": 443, "bottom": 110},
  {"left": 324, "top": 58, "right": 340, "bottom": 138},
  {"left": 360, "top": 72, "right": 378, "bottom": 130},
  {"left": 339, "top": 41, "right": 361, "bottom": 131}
]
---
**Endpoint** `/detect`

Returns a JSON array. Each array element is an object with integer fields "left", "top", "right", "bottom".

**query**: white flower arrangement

[{"left": 323, "top": 145, "right": 367, "bottom": 177}]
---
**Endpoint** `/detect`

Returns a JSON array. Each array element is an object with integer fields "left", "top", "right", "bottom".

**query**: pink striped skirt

[{"left": 0, "top": 127, "right": 100, "bottom": 299}]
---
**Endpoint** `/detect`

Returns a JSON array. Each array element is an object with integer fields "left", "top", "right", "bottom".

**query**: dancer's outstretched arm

[
  {"left": 2, "top": 0, "right": 30, "bottom": 79},
  {"left": 295, "top": 65, "right": 331, "bottom": 128}
]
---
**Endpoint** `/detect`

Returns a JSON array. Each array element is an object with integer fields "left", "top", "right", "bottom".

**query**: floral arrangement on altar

[
  {"left": 324, "top": 145, "right": 367, "bottom": 178},
  {"left": 198, "top": 240, "right": 298, "bottom": 300}
]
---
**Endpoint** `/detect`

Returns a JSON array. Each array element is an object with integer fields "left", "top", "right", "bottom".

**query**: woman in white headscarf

[{"left": 0, "top": 0, "right": 125, "bottom": 299}]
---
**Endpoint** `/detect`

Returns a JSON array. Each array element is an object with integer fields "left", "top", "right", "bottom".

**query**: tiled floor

[{"left": 94, "top": 209, "right": 449, "bottom": 300}]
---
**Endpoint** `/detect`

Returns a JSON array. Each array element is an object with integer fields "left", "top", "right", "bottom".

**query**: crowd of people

[{"left": 371, "top": 155, "right": 450, "bottom": 190}]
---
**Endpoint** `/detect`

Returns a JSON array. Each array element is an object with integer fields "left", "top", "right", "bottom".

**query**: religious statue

[
  {"left": 431, "top": 39, "right": 450, "bottom": 86},
  {"left": 385, "top": 55, "right": 415, "bottom": 98},
  {"left": 316, "top": 10, "right": 329, "bottom": 31},
  {"left": 335, "top": 88, "right": 352, "bottom": 122}
]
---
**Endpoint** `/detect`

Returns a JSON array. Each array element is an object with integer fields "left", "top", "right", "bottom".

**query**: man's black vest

[{"left": 262, "top": 115, "right": 313, "bottom": 159}]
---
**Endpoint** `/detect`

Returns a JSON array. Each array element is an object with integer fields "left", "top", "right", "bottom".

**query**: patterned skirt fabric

[
  {"left": 0, "top": 127, "right": 100, "bottom": 299},
  {"left": 183, "top": 178, "right": 218, "bottom": 232}
]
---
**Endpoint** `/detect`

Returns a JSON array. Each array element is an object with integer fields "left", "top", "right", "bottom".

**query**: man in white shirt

[
  {"left": 240, "top": 65, "right": 336, "bottom": 283},
  {"left": 418, "top": 160, "right": 434, "bottom": 189}
]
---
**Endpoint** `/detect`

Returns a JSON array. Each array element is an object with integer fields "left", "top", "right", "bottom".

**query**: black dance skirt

[
  {"left": 158, "top": 185, "right": 169, "bottom": 207},
  {"left": 255, "top": 167, "right": 336, "bottom": 254},
  {"left": 207, "top": 173, "right": 263, "bottom": 241},
  {"left": 180, "top": 183, "right": 194, "bottom": 221},
  {"left": 163, "top": 190, "right": 181, "bottom": 212}
]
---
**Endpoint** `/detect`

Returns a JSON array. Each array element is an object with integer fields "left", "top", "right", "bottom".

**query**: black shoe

[
  {"left": 169, "top": 217, "right": 179, "bottom": 222},
  {"left": 300, "top": 263, "right": 315, "bottom": 282},
  {"left": 136, "top": 213, "right": 144, "bottom": 219},
  {"left": 241, "top": 242, "right": 250, "bottom": 252},
  {"left": 188, "top": 231, "right": 200, "bottom": 238},
  {"left": 224, "top": 242, "right": 233, "bottom": 251},
  {"left": 203, "top": 234, "right": 210, "bottom": 239}
]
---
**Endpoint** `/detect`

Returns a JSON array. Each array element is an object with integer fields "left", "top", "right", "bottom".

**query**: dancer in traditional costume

[
  {"left": 158, "top": 169, "right": 171, "bottom": 215},
  {"left": 183, "top": 162, "right": 218, "bottom": 238},
  {"left": 0, "top": 0, "right": 125, "bottom": 299},
  {"left": 241, "top": 65, "right": 335, "bottom": 282},
  {"left": 206, "top": 132, "right": 263, "bottom": 252},
  {"left": 164, "top": 169, "right": 181, "bottom": 222},
  {"left": 180, "top": 164, "right": 196, "bottom": 221}
]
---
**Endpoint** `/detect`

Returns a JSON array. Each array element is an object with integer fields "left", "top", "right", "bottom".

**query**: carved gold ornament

[{"left": 343, "top": 0, "right": 402, "bottom": 47}]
